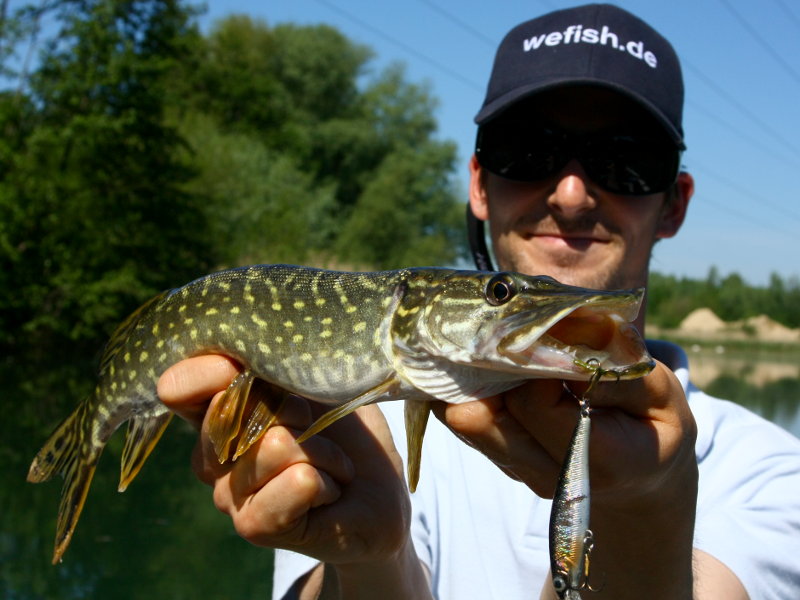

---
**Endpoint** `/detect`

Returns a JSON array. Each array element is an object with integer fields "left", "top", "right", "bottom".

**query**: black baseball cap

[{"left": 475, "top": 4, "right": 685, "bottom": 148}]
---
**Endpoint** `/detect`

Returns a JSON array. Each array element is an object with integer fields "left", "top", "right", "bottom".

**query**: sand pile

[
  {"left": 679, "top": 308, "right": 726, "bottom": 333},
  {"left": 677, "top": 308, "right": 800, "bottom": 342}
]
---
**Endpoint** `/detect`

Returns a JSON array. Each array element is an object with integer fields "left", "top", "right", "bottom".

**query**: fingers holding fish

[
  {"left": 285, "top": 404, "right": 413, "bottom": 564},
  {"left": 223, "top": 422, "right": 356, "bottom": 502},
  {"left": 160, "top": 358, "right": 411, "bottom": 563},
  {"left": 504, "top": 361, "right": 696, "bottom": 508},
  {"left": 433, "top": 360, "right": 696, "bottom": 511},
  {"left": 207, "top": 403, "right": 412, "bottom": 565},
  {"left": 431, "top": 392, "right": 563, "bottom": 498},
  {"left": 189, "top": 387, "right": 316, "bottom": 485},
  {"left": 584, "top": 361, "right": 697, "bottom": 506},
  {"left": 573, "top": 362, "right": 698, "bottom": 600},
  {"left": 498, "top": 379, "right": 598, "bottom": 491},
  {"left": 213, "top": 455, "right": 346, "bottom": 547},
  {"left": 158, "top": 355, "right": 242, "bottom": 428},
  {"left": 31, "top": 264, "right": 654, "bottom": 563}
]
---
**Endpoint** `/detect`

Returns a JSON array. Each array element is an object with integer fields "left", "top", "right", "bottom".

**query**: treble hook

[
  {"left": 562, "top": 358, "right": 606, "bottom": 416},
  {"left": 577, "top": 529, "right": 605, "bottom": 593}
]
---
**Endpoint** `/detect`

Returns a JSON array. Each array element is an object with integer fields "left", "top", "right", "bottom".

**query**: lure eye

[
  {"left": 552, "top": 574, "right": 568, "bottom": 593},
  {"left": 485, "top": 274, "right": 517, "bottom": 306}
]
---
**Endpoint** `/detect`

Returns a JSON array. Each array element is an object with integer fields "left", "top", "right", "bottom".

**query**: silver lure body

[{"left": 549, "top": 405, "right": 593, "bottom": 599}]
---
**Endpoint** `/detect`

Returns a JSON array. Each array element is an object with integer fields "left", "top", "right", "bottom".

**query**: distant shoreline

[{"left": 649, "top": 307, "right": 800, "bottom": 348}]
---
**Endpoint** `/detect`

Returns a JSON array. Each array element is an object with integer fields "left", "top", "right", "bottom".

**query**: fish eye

[
  {"left": 485, "top": 274, "right": 517, "bottom": 306},
  {"left": 552, "top": 575, "right": 568, "bottom": 593}
]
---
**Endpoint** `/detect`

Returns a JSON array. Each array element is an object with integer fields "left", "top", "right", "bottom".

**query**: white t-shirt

[{"left": 272, "top": 341, "right": 800, "bottom": 599}]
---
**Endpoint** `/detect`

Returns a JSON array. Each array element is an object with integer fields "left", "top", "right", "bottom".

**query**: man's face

[{"left": 470, "top": 87, "right": 692, "bottom": 292}]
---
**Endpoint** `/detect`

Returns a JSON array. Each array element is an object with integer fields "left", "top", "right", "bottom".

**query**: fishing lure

[{"left": 549, "top": 368, "right": 607, "bottom": 599}]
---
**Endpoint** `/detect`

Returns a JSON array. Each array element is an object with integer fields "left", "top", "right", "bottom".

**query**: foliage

[
  {"left": 0, "top": 1, "right": 213, "bottom": 399},
  {"left": 175, "top": 18, "right": 465, "bottom": 266},
  {"left": 335, "top": 142, "right": 463, "bottom": 268},
  {"left": 647, "top": 268, "right": 800, "bottom": 329},
  {"left": 176, "top": 111, "right": 338, "bottom": 265}
]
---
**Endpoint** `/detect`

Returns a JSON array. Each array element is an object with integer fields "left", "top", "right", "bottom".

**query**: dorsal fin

[{"left": 99, "top": 290, "right": 169, "bottom": 373}]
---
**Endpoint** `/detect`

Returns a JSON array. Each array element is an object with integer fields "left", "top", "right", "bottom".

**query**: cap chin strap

[{"left": 466, "top": 204, "right": 496, "bottom": 272}]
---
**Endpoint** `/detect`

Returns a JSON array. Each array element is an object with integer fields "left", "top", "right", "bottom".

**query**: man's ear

[
  {"left": 469, "top": 155, "right": 490, "bottom": 221},
  {"left": 657, "top": 171, "right": 693, "bottom": 239}
]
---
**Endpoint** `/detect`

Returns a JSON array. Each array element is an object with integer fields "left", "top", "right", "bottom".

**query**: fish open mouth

[{"left": 498, "top": 296, "right": 655, "bottom": 380}]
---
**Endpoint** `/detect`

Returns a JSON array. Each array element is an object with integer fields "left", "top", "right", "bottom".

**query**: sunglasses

[{"left": 475, "top": 120, "right": 681, "bottom": 196}]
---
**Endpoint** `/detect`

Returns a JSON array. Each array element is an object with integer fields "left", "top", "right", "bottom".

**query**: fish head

[{"left": 417, "top": 271, "right": 654, "bottom": 382}]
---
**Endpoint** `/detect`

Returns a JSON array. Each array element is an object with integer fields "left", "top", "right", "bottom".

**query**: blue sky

[{"left": 197, "top": 1, "right": 800, "bottom": 286}]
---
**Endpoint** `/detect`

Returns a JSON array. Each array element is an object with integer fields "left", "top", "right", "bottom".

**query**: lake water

[
  {"left": 683, "top": 343, "right": 800, "bottom": 438},
  {"left": 3, "top": 346, "right": 799, "bottom": 599}
]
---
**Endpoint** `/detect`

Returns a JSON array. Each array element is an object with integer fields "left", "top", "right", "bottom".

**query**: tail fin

[{"left": 28, "top": 402, "right": 101, "bottom": 564}]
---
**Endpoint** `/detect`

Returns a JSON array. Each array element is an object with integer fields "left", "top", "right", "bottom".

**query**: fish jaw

[
  {"left": 496, "top": 300, "right": 655, "bottom": 381},
  {"left": 420, "top": 272, "right": 655, "bottom": 383}
]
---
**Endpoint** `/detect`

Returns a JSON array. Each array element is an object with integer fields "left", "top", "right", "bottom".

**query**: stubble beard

[{"left": 498, "top": 238, "right": 649, "bottom": 292}]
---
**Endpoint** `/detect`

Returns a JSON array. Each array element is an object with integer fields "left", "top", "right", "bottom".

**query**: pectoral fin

[
  {"left": 233, "top": 381, "right": 288, "bottom": 460},
  {"left": 295, "top": 377, "right": 401, "bottom": 444},
  {"left": 207, "top": 369, "right": 256, "bottom": 463},
  {"left": 404, "top": 400, "right": 430, "bottom": 492}
]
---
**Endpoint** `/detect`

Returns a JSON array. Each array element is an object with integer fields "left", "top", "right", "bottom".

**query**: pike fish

[{"left": 28, "top": 264, "right": 655, "bottom": 563}]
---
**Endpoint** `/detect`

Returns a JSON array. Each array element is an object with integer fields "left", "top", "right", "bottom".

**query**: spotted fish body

[{"left": 28, "top": 264, "right": 654, "bottom": 563}]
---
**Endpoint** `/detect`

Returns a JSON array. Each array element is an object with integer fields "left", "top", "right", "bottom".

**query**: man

[{"left": 158, "top": 5, "right": 800, "bottom": 599}]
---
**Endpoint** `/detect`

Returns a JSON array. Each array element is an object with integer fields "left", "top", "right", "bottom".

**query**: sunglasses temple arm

[{"left": 466, "top": 203, "right": 496, "bottom": 272}]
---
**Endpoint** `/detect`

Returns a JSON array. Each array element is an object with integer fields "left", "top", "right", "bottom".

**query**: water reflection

[{"left": 685, "top": 345, "right": 800, "bottom": 438}]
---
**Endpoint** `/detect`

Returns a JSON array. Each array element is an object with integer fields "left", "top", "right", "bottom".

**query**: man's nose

[{"left": 547, "top": 159, "right": 597, "bottom": 218}]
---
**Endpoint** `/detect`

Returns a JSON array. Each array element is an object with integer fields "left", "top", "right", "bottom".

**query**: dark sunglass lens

[
  {"left": 476, "top": 123, "right": 568, "bottom": 181},
  {"left": 584, "top": 136, "right": 679, "bottom": 195}
]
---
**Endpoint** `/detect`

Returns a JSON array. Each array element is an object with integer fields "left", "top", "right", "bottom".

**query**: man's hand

[
  {"left": 158, "top": 355, "right": 432, "bottom": 599},
  {"left": 432, "top": 361, "right": 699, "bottom": 599}
]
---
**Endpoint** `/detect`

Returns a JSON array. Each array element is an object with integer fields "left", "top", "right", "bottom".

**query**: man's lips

[{"left": 527, "top": 231, "right": 610, "bottom": 250}]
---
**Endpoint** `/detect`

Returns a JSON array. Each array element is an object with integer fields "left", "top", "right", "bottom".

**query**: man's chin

[{"left": 502, "top": 256, "right": 623, "bottom": 291}]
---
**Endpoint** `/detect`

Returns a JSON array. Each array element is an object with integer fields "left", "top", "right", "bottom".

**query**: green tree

[
  {"left": 335, "top": 142, "right": 464, "bottom": 268},
  {"left": 0, "top": 0, "right": 211, "bottom": 396},
  {"left": 175, "top": 15, "right": 465, "bottom": 268},
  {"left": 178, "top": 111, "right": 337, "bottom": 265},
  {"left": 716, "top": 272, "right": 752, "bottom": 321}
]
